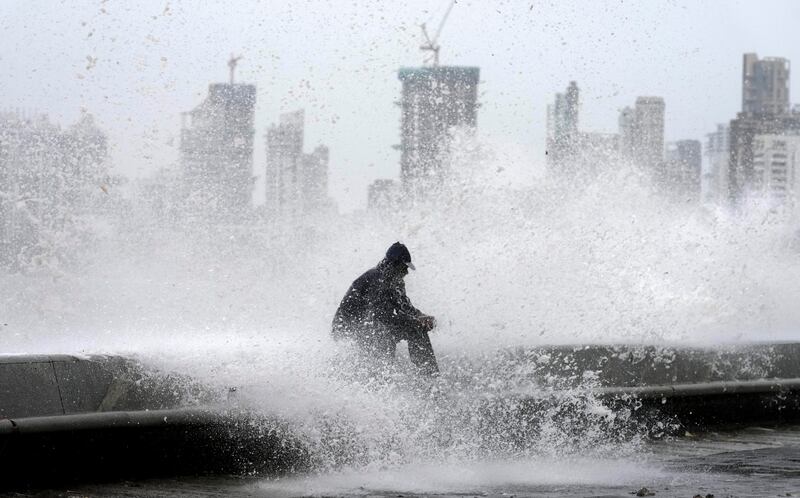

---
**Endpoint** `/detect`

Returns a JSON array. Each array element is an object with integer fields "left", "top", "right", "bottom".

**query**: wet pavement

[{"left": 12, "top": 426, "right": 800, "bottom": 498}]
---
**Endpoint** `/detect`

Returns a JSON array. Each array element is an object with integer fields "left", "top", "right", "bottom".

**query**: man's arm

[{"left": 375, "top": 280, "right": 435, "bottom": 331}]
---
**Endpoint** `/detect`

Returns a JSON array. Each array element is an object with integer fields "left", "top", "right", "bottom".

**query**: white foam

[{"left": 254, "top": 457, "right": 667, "bottom": 496}]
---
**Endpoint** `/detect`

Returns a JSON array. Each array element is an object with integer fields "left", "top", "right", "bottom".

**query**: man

[{"left": 332, "top": 242, "right": 439, "bottom": 376}]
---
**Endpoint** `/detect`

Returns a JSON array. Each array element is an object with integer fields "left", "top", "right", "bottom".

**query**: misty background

[{"left": 4, "top": 0, "right": 800, "bottom": 211}]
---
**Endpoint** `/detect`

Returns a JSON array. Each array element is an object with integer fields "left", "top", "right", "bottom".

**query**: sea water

[{"left": 4, "top": 157, "right": 800, "bottom": 488}]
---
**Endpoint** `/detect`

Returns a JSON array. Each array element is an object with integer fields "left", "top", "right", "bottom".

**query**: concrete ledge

[
  {"left": 2, "top": 346, "right": 800, "bottom": 488},
  {"left": 598, "top": 377, "right": 800, "bottom": 399},
  {"left": 0, "top": 354, "right": 218, "bottom": 420},
  {"left": 0, "top": 408, "right": 220, "bottom": 435},
  {"left": 0, "top": 357, "right": 64, "bottom": 418},
  {"left": 500, "top": 342, "right": 800, "bottom": 388},
  {"left": 601, "top": 377, "right": 800, "bottom": 432}
]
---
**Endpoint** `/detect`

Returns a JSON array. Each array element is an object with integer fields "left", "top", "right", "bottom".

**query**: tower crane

[
  {"left": 228, "top": 54, "right": 243, "bottom": 84},
  {"left": 419, "top": 0, "right": 455, "bottom": 66}
]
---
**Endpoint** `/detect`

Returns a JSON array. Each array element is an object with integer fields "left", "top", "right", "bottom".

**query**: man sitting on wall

[{"left": 332, "top": 242, "right": 438, "bottom": 376}]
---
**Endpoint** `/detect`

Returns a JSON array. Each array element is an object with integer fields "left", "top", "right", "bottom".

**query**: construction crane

[
  {"left": 228, "top": 54, "right": 243, "bottom": 84},
  {"left": 419, "top": 0, "right": 455, "bottom": 66}
]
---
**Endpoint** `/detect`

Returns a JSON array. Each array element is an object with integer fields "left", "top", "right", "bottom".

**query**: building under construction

[
  {"left": 180, "top": 81, "right": 256, "bottom": 217},
  {"left": 397, "top": 66, "right": 480, "bottom": 198}
]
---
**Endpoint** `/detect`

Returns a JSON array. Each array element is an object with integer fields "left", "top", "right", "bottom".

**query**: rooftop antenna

[
  {"left": 228, "top": 54, "right": 243, "bottom": 84},
  {"left": 419, "top": 0, "right": 455, "bottom": 66}
]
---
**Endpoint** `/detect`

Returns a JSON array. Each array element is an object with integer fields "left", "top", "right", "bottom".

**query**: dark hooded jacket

[{"left": 332, "top": 258, "right": 424, "bottom": 354}]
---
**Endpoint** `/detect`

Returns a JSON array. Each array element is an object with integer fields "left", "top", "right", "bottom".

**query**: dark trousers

[
  {"left": 404, "top": 328, "right": 439, "bottom": 376},
  {"left": 354, "top": 326, "right": 439, "bottom": 376}
]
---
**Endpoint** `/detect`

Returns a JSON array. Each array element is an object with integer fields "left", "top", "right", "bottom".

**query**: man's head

[{"left": 385, "top": 241, "right": 415, "bottom": 276}]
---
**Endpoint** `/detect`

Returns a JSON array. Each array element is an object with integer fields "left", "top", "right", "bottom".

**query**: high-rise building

[
  {"left": 618, "top": 106, "right": 636, "bottom": 159},
  {"left": 265, "top": 110, "right": 331, "bottom": 215},
  {"left": 665, "top": 139, "right": 702, "bottom": 201},
  {"left": 633, "top": 97, "right": 666, "bottom": 171},
  {"left": 180, "top": 82, "right": 256, "bottom": 216},
  {"left": 397, "top": 66, "right": 480, "bottom": 197},
  {"left": 265, "top": 110, "right": 304, "bottom": 214},
  {"left": 742, "top": 53, "right": 790, "bottom": 116},
  {"left": 729, "top": 54, "right": 799, "bottom": 204},
  {"left": 617, "top": 97, "right": 665, "bottom": 174},
  {"left": 546, "top": 81, "right": 580, "bottom": 170},
  {"left": 750, "top": 134, "right": 800, "bottom": 206},
  {"left": 704, "top": 124, "right": 730, "bottom": 203},
  {"left": 301, "top": 144, "right": 330, "bottom": 212},
  {"left": 728, "top": 113, "right": 800, "bottom": 203}
]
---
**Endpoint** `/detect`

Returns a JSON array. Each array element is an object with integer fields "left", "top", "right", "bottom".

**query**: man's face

[{"left": 398, "top": 263, "right": 409, "bottom": 278}]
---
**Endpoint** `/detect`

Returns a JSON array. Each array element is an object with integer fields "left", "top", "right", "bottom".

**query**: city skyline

[{"left": 4, "top": 0, "right": 800, "bottom": 211}]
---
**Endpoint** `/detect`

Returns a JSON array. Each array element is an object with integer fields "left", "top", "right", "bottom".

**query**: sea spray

[{"left": 2, "top": 142, "right": 800, "bottom": 470}]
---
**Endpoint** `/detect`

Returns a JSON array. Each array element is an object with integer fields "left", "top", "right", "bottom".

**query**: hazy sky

[{"left": 3, "top": 0, "right": 800, "bottom": 211}]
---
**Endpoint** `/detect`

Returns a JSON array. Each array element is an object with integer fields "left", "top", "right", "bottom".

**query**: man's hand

[{"left": 418, "top": 315, "right": 436, "bottom": 332}]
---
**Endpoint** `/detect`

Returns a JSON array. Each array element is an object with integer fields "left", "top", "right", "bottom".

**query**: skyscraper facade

[
  {"left": 265, "top": 110, "right": 331, "bottom": 216},
  {"left": 397, "top": 66, "right": 480, "bottom": 197},
  {"left": 180, "top": 83, "right": 256, "bottom": 216},
  {"left": 751, "top": 133, "right": 800, "bottom": 207},
  {"left": 546, "top": 81, "right": 580, "bottom": 170},
  {"left": 742, "top": 53, "right": 790, "bottom": 116},
  {"left": 301, "top": 144, "right": 330, "bottom": 213},
  {"left": 665, "top": 139, "right": 702, "bottom": 201},
  {"left": 618, "top": 106, "right": 636, "bottom": 159},
  {"left": 618, "top": 97, "right": 665, "bottom": 173},
  {"left": 633, "top": 97, "right": 666, "bottom": 172},
  {"left": 265, "top": 110, "right": 304, "bottom": 214},
  {"left": 705, "top": 124, "right": 730, "bottom": 203},
  {"left": 729, "top": 54, "right": 799, "bottom": 204}
]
